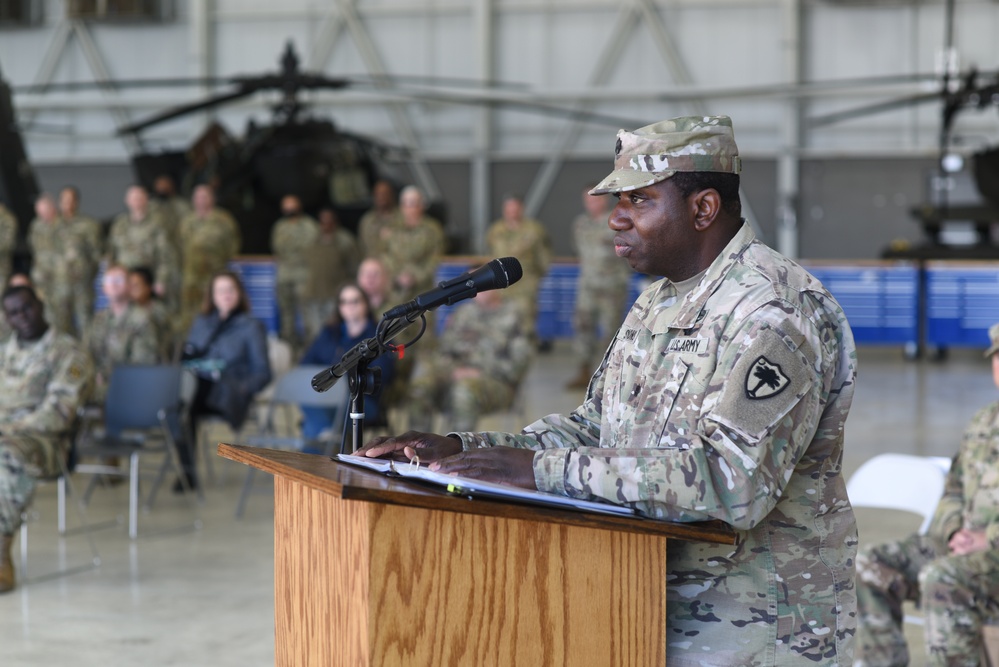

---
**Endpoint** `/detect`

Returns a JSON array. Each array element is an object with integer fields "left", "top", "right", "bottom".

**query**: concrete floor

[{"left": 2, "top": 342, "right": 989, "bottom": 666}]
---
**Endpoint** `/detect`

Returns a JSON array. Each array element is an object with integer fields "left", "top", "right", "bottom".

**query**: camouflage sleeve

[
  {"left": 129, "top": 312, "right": 161, "bottom": 365},
  {"left": 928, "top": 451, "right": 964, "bottom": 543},
  {"left": 106, "top": 217, "right": 124, "bottom": 264},
  {"left": 154, "top": 228, "right": 179, "bottom": 286},
  {"left": 535, "top": 223, "right": 552, "bottom": 274},
  {"left": 9, "top": 346, "right": 93, "bottom": 433},
  {"left": 0, "top": 212, "right": 16, "bottom": 252},
  {"left": 471, "top": 302, "right": 831, "bottom": 527},
  {"left": 225, "top": 214, "right": 242, "bottom": 258},
  {"left": 407, "top": 222, "right": 445, "bottom": 287}
]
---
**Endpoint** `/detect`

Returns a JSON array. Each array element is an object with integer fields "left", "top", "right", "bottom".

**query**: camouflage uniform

[
  {"left": 63, "top": 212, "right": 104, "bottom": 333},
  {"left": 0, "top": 328, "right": 93, "bottom": 534},
  {"left": 151, "top": 194, "right": 191, "bottom": 251},
  {"left": 271, "top": 214, "right": 320, "bottom": 345},
  {"left": 107, "top": 211, "right": 178, "bottom": 305},
  {"left": 0, "top": 204, "right": 16, "bottom": 288},
  {"left": 178, "top": 207, "right": 241, "bottom": 336},
  {"left": 84, "top": 303, "right": 160, "bottom": 403},
  {"left": 382, "top": 215, "right": 447, "bottom": 304},
  {"left": 28, "top": 216, "right": 79, "bottom": 336},
  {"left": 302, "top": 227, "right": 359, "bottom": 344},
  {"left": 357, "top": 208, "right": 400, "bottom": 260},
  {"left": 138, "top": 298, "right": 175, "bottom": 362},
  {"left": 486, "top": 217, "right": 551, "bottom": 327},
  {"left": 454, "top": 223, "right": 858, "bottom": 666},
  {"left": 856, "top": 403, "right": 999, "bottom": 666},
  {"left": 408, "top": 297, "right": 532, "bottom": 432},
  {"left": 571, "top": 211, "right": 633, "bottom": 368}
]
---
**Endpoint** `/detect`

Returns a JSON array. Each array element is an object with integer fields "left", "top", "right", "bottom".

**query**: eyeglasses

[{"left": 339, "top": 298, "right": 363, "bottom": 306}]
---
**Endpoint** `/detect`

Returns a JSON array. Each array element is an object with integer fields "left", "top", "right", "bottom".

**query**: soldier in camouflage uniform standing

[
  {"left": 360, "top": 116, "right": 859, "bottom": 667},
  {"left": 0, "top": 285, "right": 93, "bottom": 593},
  {"left": 83, "top": 265, "right": 160, "bottom": 403},
  {"left": 406, "top": 289, "right": 532, "bottom": 432},
  {"left": 855, "top": 322, "right": 999, "bottom": 667},
  {"left": 0, "top": 203, "right": 16, "bottom": 288},
  {"left": 150, "top": 174, "right": 191, "bottom": 251},
  {"left": 271, "top": 194, "right": 319, "bottom": 347},
  {"left": 28, "top": 194, "right": 78, "bottom": 335},
  {"left": 59, "top": 186, "right": 104, "bottom": 333},
  {"left": 178, "top": 185, "right": 241, "bottom": 337},
  {"left": 486, "top": 194, "right": 551, "bottom": 331},
  {"left": 566, "top": 182, "right": 634, "bottom": 389},
  {"left": 358, "top": 180, "right": 401, "bottom": 260},
  {"left": 302, "top": 208, "right": 359, "bottom": 344},
  {"left": 107, "top": 186, "right": 178, "bottom": 305},
  {"left": 383, "top": 186, "right": 446, "bottom": 306}
]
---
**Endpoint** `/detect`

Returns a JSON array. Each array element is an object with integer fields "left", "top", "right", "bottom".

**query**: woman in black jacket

[{"left": 180, "top": 271, "right": 271, "bottom": 490}]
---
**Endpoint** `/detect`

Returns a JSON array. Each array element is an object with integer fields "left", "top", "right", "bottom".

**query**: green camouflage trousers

[
  {"left": 856, "top": 532, "right": 999, "bottom": 666},
  {"left": 0, "top": 440, "right": 44, "bottom": 535},
  {"left": 407, "top": 364, "right": 515, "bottom": 433}
]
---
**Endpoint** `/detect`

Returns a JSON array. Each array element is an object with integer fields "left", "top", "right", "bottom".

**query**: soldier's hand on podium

[
  {"left": 428, "top": 447, "right": 537, "bottom": 490},
  {"left": 357, "top": 430, "right": 462, "bottom": 463}
]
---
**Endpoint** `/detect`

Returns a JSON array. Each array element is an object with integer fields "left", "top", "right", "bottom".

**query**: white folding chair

[{"left": 846, "top": 453, "right": 952, "bottom": 536}]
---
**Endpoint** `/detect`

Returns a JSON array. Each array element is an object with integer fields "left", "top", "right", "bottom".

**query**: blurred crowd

[{"left": 0, "top": 175, "right": 634, "bottom": 491}]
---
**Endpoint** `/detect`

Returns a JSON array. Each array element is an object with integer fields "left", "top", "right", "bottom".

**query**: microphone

[{"left": 382, "top": 257, "right": 523, "bottom": 319}]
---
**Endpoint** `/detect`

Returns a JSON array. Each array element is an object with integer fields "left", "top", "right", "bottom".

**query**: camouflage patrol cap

[
  {"left": 985, "top": 322, "right": 999, "bottom": 358},
  {"left": 589, "top": 115, "right": 742, "bottom": 195}
]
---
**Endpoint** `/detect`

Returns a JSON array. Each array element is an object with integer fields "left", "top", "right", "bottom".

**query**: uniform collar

[{"left": 655, "top": 220, "right": 756, "bottom": 331}]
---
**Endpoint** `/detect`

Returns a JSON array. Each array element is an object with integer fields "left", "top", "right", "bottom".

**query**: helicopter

[
  {"left": 806, "top": 0, "right": 999, "bottom": 259},
  {"left": 7, "top": 40, "right": 654, "bottom": 255},
  {"left": 107, "top": 42, "right": 413, "bottom": 254}
]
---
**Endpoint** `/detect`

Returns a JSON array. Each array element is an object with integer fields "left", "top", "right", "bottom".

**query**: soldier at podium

[{"left": 358, "top": 116, "right": 859, "bottom": 666}]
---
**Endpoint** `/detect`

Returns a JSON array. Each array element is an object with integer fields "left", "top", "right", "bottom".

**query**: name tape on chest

[{"left": 666, "top": 337, "right": 704, "bottom": 354}]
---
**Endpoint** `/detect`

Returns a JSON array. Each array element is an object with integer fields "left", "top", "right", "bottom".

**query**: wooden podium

[{"left": 219, "top": 444, "right": 735, "bottom": 667}]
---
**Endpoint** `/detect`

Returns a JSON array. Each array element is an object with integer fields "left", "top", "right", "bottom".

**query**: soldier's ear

[{"left": 690, "top": 188, "right": 721, "bottom": 232}]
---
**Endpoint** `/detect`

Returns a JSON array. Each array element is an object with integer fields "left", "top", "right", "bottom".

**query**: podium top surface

[{"left": 219, "top": 443, "right": 735, "bottom": 544}]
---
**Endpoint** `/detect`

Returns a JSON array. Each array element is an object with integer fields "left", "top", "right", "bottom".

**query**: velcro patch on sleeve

[{"left": 708, "top": 326, "right": 814, "bottom": 443}]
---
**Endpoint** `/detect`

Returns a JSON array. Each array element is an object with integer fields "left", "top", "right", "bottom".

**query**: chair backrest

[
  {"left": 270, "top": 365, "right": 349, "bottom": 409},
  {"left": 846, "top": 453, "right": 953, "bottom": 535},
  {"left": 103, "top": 364, "right": 184, "bottom": 436},
  {"left": 268, "top": 336, "right": 294, "bottom": 377}
]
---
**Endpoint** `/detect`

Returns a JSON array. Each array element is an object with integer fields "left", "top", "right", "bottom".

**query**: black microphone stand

[{"left": 317, "top": 310, "right": 427, "bottom": 455}]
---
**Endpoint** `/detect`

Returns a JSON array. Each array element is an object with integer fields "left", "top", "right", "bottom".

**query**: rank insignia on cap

[{"left": 745, "top": 356, "right": 790, "bottom": 400}]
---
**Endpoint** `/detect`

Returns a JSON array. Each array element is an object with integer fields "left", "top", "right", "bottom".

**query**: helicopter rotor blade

[
  {"left": 807, "top": 90, "right": 945, "bottom": 127},
  {"left": 116, "top": 87, "right": 257, "bottom": 135},
  {"left": 11, "top": 77, "right": 231, "bottom": 94}
]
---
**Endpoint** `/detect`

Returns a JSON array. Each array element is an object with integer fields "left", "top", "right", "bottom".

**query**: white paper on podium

[{"left": 336, "top": 453, "right": 636, "bottom": 517}]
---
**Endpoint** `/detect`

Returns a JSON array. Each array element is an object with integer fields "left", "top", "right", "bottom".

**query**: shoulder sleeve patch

[{"left": 708, "top": 327, "right": 816, "bottom": 443}]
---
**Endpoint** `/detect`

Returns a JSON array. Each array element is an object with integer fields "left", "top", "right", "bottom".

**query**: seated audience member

[
  {"left": 128, "top": 266, "right": 174, "bottom": 361},
  {"left": 855, "top": 322, "right": 999, "bottom": 667},
  {"left": 406, "top": 288, "right": 532, "bottom": 432},
  {"left": 0, "top": 285, "right": 94, "bottom": 593},
  {"left": 179, "top": 271, "right": 271, "bottom": 491},
  {"left": 0, "top": 273, "right": 34, "bottom": 340},
  {"left": 299, "top": 283, "right": 394, "bottom": 445},
  {"left": 84, "top": 265, "right": 159, "bottom": 402}
]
